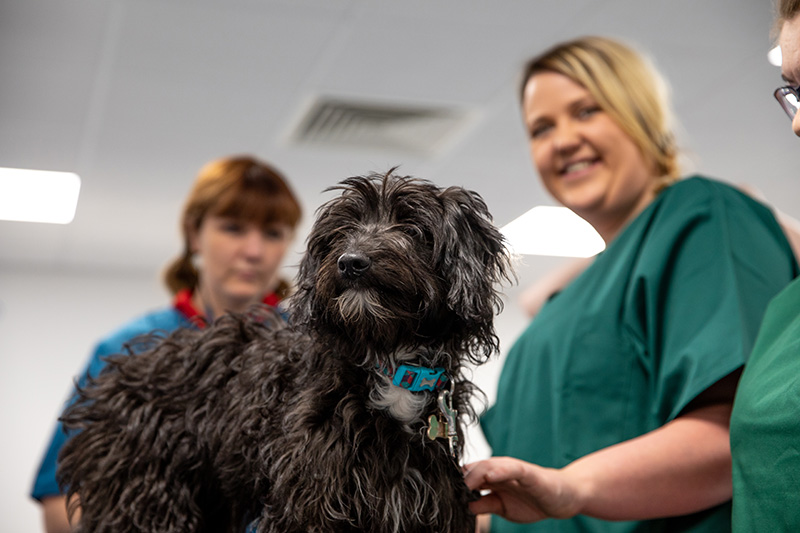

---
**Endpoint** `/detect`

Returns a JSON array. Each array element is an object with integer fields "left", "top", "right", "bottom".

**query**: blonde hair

[
  {"left": 163, "top": 155, "right": 301, "bottom": 296},
  {"left": 520, "top": 36, "right": 680, "bottom": 190}
]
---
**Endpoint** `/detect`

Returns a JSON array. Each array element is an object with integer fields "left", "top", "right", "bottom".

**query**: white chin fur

[{"left": 335, "top": 288, "right": 393, "bottom": 324}]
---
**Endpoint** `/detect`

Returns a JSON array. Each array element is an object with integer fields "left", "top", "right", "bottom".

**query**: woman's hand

[
  {"left": 464, "top": 457, "right": 583, "bottom": 524},
  {"left": 464, "top": 399, "right": 735, "bottom": 525}
]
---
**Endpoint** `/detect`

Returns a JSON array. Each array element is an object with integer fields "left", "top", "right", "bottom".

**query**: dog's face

[{"left": 290, "top": 171, "right": 511, "bottom": 364}]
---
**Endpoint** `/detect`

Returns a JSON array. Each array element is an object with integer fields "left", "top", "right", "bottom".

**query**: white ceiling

[{"left": 1, "top": 0, "right": 798, "bottom": 292}]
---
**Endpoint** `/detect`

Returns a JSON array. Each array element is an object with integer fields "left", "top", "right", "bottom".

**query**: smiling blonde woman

[{"left": 466, "top": 36, "right": 799, "bottom": 533}]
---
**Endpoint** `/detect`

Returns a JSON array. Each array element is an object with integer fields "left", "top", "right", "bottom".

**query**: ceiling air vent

[{"left": 291, "top": 97, "right": 468, "bottom": 155}]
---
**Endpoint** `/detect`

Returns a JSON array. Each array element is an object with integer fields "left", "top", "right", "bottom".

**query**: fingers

[
  {"left": 474, "top": 513, "right": 491, "bottom": 533},
  {"left": 464, "top": 457, "right": 527, "bottom": 490},
  {"left": 463, "top": 458, "right": 555, "bottom": 524},
  {"left": 463, "top": 461, "right": 488, "bottom": 490},
  {"left": 469, "top": 492, "right": 504, "bottom": 516}
]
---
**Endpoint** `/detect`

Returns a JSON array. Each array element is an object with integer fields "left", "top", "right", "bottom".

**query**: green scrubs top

[
  {"left": 482, "top": 177, "right": 798, "bottom": 533},
  {"left": 731, "top": 275, "right": 800, "bottom": 532}
]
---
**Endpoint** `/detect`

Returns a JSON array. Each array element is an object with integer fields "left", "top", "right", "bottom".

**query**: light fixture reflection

[
  {"left": 0, "top": 167, "right": 81, "bottom": 224},
  {"left": 501, "top": 205, "right": 605, "bottom": 258}
]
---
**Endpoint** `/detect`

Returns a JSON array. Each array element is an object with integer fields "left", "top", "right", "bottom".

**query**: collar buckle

[{"left": 379, "top": 363, "right": 449, "bottom": 392}]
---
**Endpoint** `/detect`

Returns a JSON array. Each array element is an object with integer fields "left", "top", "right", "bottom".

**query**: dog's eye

[
  {"left": 399, "top": 225, "right": 423, "bottom": 239},
  {"left": 399, "top": 224, "right": 434, "bottom": 247}
]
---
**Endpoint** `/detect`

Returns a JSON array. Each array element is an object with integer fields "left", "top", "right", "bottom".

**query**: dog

[{"left": 58, "top": 170, "right": 512, "bottom": 532}]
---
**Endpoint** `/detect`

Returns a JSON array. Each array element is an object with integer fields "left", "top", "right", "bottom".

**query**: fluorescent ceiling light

[
  {"left": 501, "top": 205, "right": 605, "bottom": 258},
  {"left": 769, "top": 45, "right": 782, "bottom": 67},
  {"left": 0, "top": 167, "right": 81, "bottom": 224}
]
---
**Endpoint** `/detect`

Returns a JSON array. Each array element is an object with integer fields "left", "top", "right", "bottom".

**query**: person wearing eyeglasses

[
  {"left": 729, "top": 1, "right": 800, "bottom": 531},
  {"left": 774, "top": 6, "right": 800, "bottom": 133}
]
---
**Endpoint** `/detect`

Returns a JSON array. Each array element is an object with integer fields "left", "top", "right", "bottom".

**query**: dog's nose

[{"left": 338, "top": 252, "right": 372, "bottom": 279}]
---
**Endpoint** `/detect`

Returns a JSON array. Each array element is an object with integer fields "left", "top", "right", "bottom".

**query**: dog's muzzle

[{"left": 337, "top": 252, "right": 372, "bottom": 279}]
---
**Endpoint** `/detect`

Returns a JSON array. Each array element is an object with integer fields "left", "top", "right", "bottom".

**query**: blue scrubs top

[{"left": 31, "top": 307, "right": 192, "bottom": 501}]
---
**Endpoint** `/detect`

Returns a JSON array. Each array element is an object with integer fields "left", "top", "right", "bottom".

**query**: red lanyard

[{"left": 172, "top": 289, "right": 280, "bottom": 329}]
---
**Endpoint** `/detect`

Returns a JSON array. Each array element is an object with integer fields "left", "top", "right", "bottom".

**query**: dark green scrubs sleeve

[{"left": 625, "top": 178, "right": 798, "bottom": 422}]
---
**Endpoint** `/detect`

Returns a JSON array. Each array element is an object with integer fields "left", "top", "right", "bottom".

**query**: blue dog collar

[{"left": 378, "top": 363, "right": 449, "bottom": 392}]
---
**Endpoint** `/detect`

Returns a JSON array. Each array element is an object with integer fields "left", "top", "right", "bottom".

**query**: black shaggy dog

[{"left": 58, "top": 170, "right": 512, "bottom": 533}]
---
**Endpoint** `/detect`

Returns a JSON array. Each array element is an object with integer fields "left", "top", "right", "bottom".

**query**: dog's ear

[
  {"left": 288, "top": 249, "right": 317, "bottom": 326},
  {"left": 287, "top": 201, "right": 333, "bottom": 328},
  {"left": 436, "top": 187, "right": 512, "bottom": 361}
]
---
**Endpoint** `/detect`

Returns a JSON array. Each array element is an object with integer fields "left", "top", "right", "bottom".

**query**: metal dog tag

[
  {"left": 426, "top": 414, "right": 447, "bottom": 440},
  {"left": 437, "top": 388, "right": 459, "bottom": 461}
]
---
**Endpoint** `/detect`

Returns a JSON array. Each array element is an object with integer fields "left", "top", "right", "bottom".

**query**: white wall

[{"left": 0, "top": 262, "right": 539, "bottom": 532}]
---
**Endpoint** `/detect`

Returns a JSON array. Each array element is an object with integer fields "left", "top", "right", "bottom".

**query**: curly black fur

[{"left": 58, "top": 170, "right": 512, "bottom": 533}]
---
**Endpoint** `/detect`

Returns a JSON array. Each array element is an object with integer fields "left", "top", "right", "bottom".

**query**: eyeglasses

[{"left": 774, "top": 85, "right": 800, "bottom": 119}]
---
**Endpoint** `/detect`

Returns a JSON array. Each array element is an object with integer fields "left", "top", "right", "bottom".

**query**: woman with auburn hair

[
  {"left": 465, "top": 36, "right": 798, "bottom": 532},
  {"left": 31, "top": 155, "right": 301, "bottom": 532}
]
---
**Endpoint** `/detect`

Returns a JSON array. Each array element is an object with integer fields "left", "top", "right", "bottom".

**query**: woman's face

[
  {"left": 190, "top": 215, "right": 293, "bottom": 312},
  {"left": 522, "top": 71, "right": 656, "bottom": 241}
]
